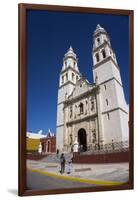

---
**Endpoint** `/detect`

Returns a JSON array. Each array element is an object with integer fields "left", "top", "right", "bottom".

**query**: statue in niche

[
  {"left": 92, "top": 130, "right": 96, "bottom": 143},
  {"left": 70, "top": 134, "right": 72, "bottom": 145}
]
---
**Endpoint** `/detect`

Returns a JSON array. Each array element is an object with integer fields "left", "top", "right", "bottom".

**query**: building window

[
  {"left": 91, "top": 101, "right": 94, "bottom": 111},
  {"left": 95, "top": 73, "right": 98, "bottom": 84},
  {"left": 65, "top": 61, "right": 67, "bottom": 67},
  {"left": 72, "top": 73, "right": 74, "bottom": 81},
  {"left": 66, "top": 73, "right": 68, "bottom": 81},
  {"left": 106, "top": 99, "right": 108, "bottom": 106},
  {"left": 74, "top": 62, "right": 75, "bottom": 68},
  {"left": 79, "top": 102, "right": 84, "bottom": 114},
  {"left": 97, "top": 37, "right": 100, "bottom": 44},
  {"left": 62, "top": 76, "right": 64, "bottom": 84},
  {"left": 104, "top": 84, "right": 107, "bottom": 90},
  {"left": 101, "top": 49, "right": 106, "bottom": 58},
  {"left": 95, "top": 53, "right": 99, "bottom": 62},
  {"left": 76, "top": 76, "right": 79, "bottom": 81},
  {"left": 107, "top": 113, "right": 110, "bottom": 120}
]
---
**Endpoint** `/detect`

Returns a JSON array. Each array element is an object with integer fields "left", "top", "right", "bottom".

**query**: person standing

[
  {"left": 67, "top": 158, "right": 73, "bottom": 174},
  {"left": 60, "top": 153, "right": 66, "bottom": 174},
  {"left": 56, "top": 149, "right": 59, "bottom": 158}
]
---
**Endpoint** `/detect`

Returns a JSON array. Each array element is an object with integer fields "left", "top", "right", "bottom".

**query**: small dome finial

[
  {"left": 69, "top": 45, "right": 73, "bottom": 51},
  {"left": 96, "top": 24, "right": 101, "bottom": 29}
]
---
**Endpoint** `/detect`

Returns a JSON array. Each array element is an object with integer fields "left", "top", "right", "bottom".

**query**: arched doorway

[
  {"left": 78, "top": 128, "right": 87, "bottom": 151},
  {"left": 47, "top": 141, "right": 51, "bottom": 152},
  {"left": 42, "top": 143, "right": 45, "bottom": 152}
]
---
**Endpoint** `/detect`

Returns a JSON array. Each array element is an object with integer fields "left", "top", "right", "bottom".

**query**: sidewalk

[{"left": 27, "top": 159, "right": 129, "bottom": 185}]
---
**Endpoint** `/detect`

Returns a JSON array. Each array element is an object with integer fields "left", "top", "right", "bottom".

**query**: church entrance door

[{"left": 78, "top": 128, "right": 87, "bottom": 151}]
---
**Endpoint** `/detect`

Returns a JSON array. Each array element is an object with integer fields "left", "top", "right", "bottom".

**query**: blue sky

[{"left": 26, "top": 10, "right": 129, "bottom": 134}]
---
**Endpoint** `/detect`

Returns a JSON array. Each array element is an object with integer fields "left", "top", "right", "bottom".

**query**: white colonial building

[{"left": 56, "top": 24, "right": 129, "bottom": 152}]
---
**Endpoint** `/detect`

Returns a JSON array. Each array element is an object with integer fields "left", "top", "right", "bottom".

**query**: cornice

[
  {"left": 60, "top": 66, "right": 81, "bottom": 75},
  {"left": 102, "top": 107, "right": 128, "bottom": 115},
  {"left": 93, "top": 56, "right": 119, "bottom": 70},
  {"left": 92, "top": 40, "right": 111, "bottom": 53},
  {"left": 64, "top": 85, "right": 99, "bottom": 106},
  {"left": 66, "top": 113, "right": 97, "bottom": 126},
  {"left": 59, "top": 80, "right": 76, "bottom": 89}
]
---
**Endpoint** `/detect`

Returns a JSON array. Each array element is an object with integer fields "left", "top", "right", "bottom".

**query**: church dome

[
  {"left": 64, "top": 46, "right": 77, "bottom": 60},
  {"left": 93, "top": 24, "right": 106, "bottom": 36}
]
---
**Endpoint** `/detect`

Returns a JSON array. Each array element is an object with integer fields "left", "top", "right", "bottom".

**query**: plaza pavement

[{"left": 27, "top": 157, "right": 129, "bottom": 186}]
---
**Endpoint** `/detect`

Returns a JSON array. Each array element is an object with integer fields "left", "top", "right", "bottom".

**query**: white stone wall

[
  {"left": 93, "top": 60, "right": 122, "bottom": 84},
  {"left": 99, "top": 80, "right": 119, "bottom": 113},
  {"left": 115, "top": 81, "right": 128, "bottom": 111},
  {"left": 101, "top": 110, "right": 123, "bottom": 143},
  {"left": 93, "top": 59, "right": 128, "bottom": 145},
  {"left": 56, "top": 126, "right": 64, "bottom": 151},
  {"left": 119, "top": 110, "right": 129, "bottom": 141},
  {"left": 56, "top": 78, "right": 76, "bottom": 151},
  {"left": 101, "top": 109, "right": 129, "bottom": 144},
  {"left": 56, "top": 103, "right": 64, "bottom": 126}
]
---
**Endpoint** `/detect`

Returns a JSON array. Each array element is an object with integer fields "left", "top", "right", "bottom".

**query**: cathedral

[{"left": 56, "top": 24, "right": 129, "bottom": 152}]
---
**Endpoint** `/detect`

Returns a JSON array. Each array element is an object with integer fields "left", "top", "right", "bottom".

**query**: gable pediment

[{"left": 68, "top": 78, "right": 91, "bottom": 99}]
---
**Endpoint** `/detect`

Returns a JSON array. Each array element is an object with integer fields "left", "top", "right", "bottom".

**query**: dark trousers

[{"left": 60, "top": 163, "right": 65, "bottom": 173}]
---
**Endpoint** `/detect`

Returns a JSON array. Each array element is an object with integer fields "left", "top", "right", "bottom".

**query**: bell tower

[
  {"left": 56, "top": 46, "right": 81, "bottom": 151},
  {"left": 92, "top": 24, "right": 129, "bottom": 144}
]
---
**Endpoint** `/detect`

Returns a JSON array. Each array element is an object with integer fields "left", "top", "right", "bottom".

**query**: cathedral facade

[{"left": 56, "top": 25, "right": 129, "bottom": 152}]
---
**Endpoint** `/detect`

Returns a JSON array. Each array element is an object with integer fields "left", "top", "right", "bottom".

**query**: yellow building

[{"left": 26, "top": 137, "right": 40, "bottom": 152}]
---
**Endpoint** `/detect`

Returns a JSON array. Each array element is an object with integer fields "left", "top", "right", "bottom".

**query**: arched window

[
  {"left": 95, "top": 53, "right": 99, "bottom": 62},
  {"left": 106, "top": 99, "right": 108, "bottom": 106},
  {"left": 72, "top": 73, "right": 75, "bottom": 81},
  {"left": 104, "top": 84, "right": 107, "bottom": 90},
  {"left": 62, "top": 76, "right": 64, "bottom": 84},
  {"left": 91, "top": 101, "right": 94, "bottom": 111},
  {"left": 97, "top": 37, "right": 100, "bottom": 44},
  {"left": 101, "top": 49, "right": 106, "bottom": 58},
  {"left": 74, "top": 62, "right": 75, "bottom": 68},
  {"left": 79, "top": 102, "right": 84, "bottom": 114},
  {"left": 76, "top": 76, "right": 79, "bottom": 81}
]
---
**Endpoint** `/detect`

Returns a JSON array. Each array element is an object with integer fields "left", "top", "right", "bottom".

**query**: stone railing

[{"left": 81, "top": 140, "right": 129, "bottom": 155}]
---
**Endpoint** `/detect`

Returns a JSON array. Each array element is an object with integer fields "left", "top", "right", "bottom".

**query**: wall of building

[
  {"left": 40, "top": 136, "right": 56, "bottom": 153},
  {"left": 26, "top": 138, "right": 40, "bottom": 152}
]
